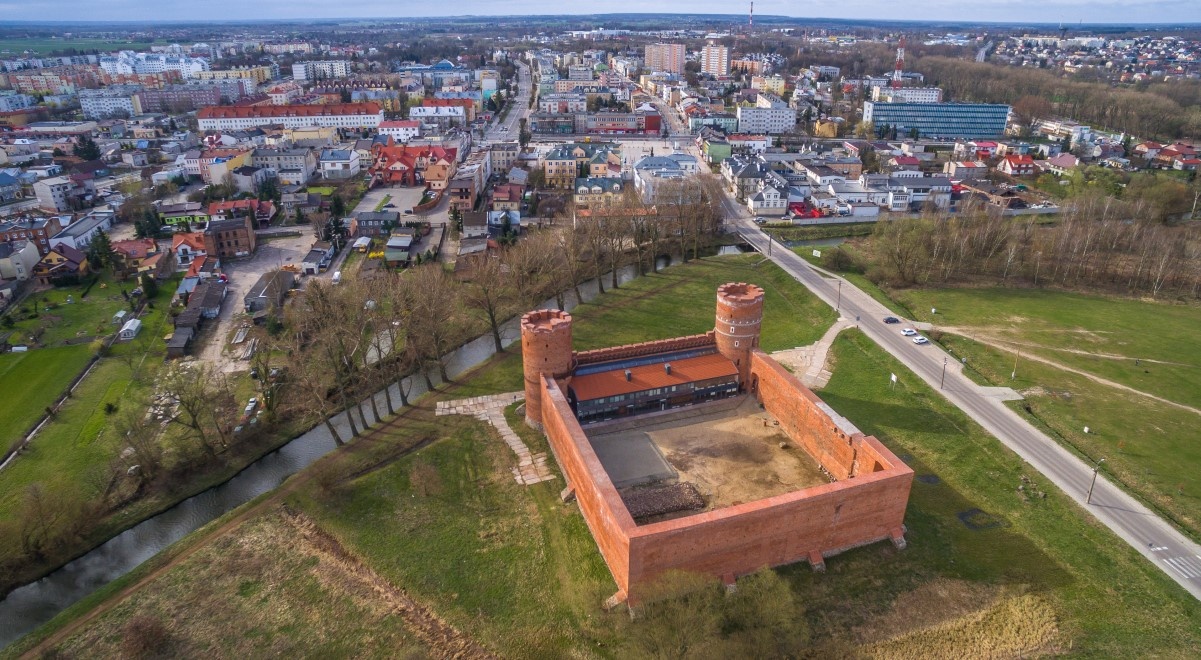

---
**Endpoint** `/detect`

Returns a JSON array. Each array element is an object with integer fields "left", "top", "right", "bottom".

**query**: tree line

[
  {"left": 861, "top": 198, "right": 1201, "bottom": 300},
  {"left": 274, "top": 177, "right": 725, "bottom": 446}
]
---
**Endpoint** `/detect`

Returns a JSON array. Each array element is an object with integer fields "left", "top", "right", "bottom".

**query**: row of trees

[
  {"left": 866, "top": 197, "right": 1201, "bottom": 299},
  {"left": 274, "top": 177, "right": 726, "bottom": 445}
]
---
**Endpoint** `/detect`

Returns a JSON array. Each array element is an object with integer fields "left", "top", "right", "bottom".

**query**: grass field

[
  {"left": 0, "top": 38, "right": 159, "bottom": 55},
  {"left": 305, "top": 186, "right": 335, "bottom": 196},
  {"left": 887, "top": 287, "right": 1201, "bottom": 539},
  {"left": 14, "top": 255, "right": 1201, "bottom": 657},
  {"left": 4, "top": 278, "right": 135, "bottom": 348},
  {"left": 0, "top": 345, "right": 93, "bottom": 453}
]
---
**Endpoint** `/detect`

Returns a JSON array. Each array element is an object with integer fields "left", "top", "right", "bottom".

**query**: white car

[
  {"left": 901, "top": 328, "right": 918, "bottom": 337},
  {"left": 912, "top": 336, "right": 930, "bottom": 345}
]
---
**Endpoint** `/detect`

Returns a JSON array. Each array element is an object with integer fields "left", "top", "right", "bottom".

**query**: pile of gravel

[{"left": 622, "top": 482, "right": 706, "bottom": 519}]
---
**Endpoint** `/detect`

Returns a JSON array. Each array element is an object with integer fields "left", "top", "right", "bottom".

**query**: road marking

[{"left": 1164, "top": 557, "right": 1201, "bottom": 579}]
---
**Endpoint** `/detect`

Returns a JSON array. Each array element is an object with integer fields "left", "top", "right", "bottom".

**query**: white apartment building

[
  {"left": 736, "top": 94, "right": 797, "bottom": 134},
  {"left": 644, "top": 43, "right": 685, "bottom": 74},
  {"left": 98, "top": 51, "right": 209, "bottom": 78},
  {"left": 378, "top": 120, "right": 421, "bottom": 143},
  {"left": 0, "top": 91, "right": 36, "bottom": 112},
  {"left": 871, "top": 86, "right": 944, "bottom": 103},
  {"left": 700, "top": 44, "right": 729, "bottom": 76},
  {"left": 408, "top": 105, "right": 466, "bottom": 128},
  {"left": 292, "top": 60, "right": 352, "bottom": 81},
  {"left": 34, "top": 176, "right": 73, "bottom": 212},
  {"left": 197, "top": 103, "right": 384, "bottom": 131},
  {"left": 79, "top": 86, "right": 143, "bottom": 119}
]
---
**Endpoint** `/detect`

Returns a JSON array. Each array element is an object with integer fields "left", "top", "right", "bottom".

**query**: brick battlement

[{"left": 573, "top": 332, "right": 716, "bottom": 366}]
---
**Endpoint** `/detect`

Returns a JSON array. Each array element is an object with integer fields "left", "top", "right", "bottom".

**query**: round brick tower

[
  {"left": 715, "top": 282, "right": 765, "bottom": 389},
  {"left": 521, "top": 309, "right": 574, "bottom": 429}
]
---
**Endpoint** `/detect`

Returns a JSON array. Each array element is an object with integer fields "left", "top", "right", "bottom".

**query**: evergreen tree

[
  {"left": 140, "top": 272, "right": 159, "bottom": 299},
  {"left": 75, "top": 133, "right": 101, "bottom": 161},
  {"left": 330, "top": 194, "right": 346, "bottom": 218},
  {"left": 87, "top": 229, "right": 115, "bottom": 272}
]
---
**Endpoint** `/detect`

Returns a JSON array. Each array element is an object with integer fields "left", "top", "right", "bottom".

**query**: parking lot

[{"left": 195, "top": 231, "right": 315, "bottom": 373}]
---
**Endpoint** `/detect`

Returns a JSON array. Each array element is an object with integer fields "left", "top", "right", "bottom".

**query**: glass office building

[{"left": 863, "top": 102, "right": 1010, "bottom": 139}]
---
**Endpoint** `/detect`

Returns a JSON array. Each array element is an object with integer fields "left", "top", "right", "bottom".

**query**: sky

[{"left": 2, "top": 0, "right": 1200, "bottom": 24}]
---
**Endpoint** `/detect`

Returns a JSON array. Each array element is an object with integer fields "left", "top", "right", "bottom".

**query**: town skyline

[{"left": 2, "top": 1, "right": 1200, "bottom": 24}]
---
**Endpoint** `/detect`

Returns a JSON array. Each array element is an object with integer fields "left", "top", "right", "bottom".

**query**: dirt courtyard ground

[{"left": 588, "top": 397, "right": 832, "bottom": 516}]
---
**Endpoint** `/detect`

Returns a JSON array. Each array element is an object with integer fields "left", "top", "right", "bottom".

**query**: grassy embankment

[
  {"left": 798, "top": 239, "right": 1201, "bottom": 539},
  {"left": 12, "top": 254, "right": 1201, "bottom": 657}
]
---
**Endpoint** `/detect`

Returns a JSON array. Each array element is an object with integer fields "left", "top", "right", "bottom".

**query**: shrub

[{"left": 120, "top": 615, "right": 172, "bottom": 658}]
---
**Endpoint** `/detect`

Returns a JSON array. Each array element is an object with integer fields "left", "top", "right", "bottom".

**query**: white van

[{"left": 332, "top": 271, "right": 342, "bottom": 284}]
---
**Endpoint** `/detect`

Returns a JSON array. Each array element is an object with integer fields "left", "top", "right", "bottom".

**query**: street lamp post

[
  {"left": 836, "top": 279, "right": 842, "bottom": 311},
  {"left": 941, "top": 356, "right": 947, "bottom": 389},
  {"left": 1087, "top": 458, "right": 1107, "bottom": 504}
]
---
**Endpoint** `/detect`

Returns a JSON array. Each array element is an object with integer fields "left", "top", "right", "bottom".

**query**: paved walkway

[
  {"left": 436, "top": 393, "right": 557, "bottom": 486},
  {"left": 770, "top": 318, "right": 854, "bottom": 389}
]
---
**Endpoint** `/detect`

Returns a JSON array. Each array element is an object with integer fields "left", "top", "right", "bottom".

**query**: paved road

[
  {"left": 480, "top": 62, "right": 532, "bottom": 147},
  {"left": 719, "top": 202, "right": 1201, "bottom": 601}
]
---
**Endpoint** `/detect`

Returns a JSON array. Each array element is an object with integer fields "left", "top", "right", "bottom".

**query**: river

[{"left": 0, "top": 261, "right": 655, "bottom": 649}]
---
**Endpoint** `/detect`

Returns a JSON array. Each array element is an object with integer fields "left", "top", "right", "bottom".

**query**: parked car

[
  {"left": 913, "top": 336, "right": 930, "bottom": 345},
  {"left": 901, "top": 328, "right": 918, "bottom": 336},
  {"left": 883, "top": 316, "right": 900, "bottom": 324}
]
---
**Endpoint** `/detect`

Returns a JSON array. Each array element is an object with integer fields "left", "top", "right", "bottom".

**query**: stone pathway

[
  {"left": 436, "top": 392, "right": 557, "bottom": 486},
  {"left": 771, "top": 318, "right": 855, "bottom": 389}
]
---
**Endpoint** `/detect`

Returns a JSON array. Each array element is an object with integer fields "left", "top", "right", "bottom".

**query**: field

[
  {"left": 0, "top": 345, "right": 94, "bottom": 454},
  {"left": 3, "top": 275, "right": 147, "bottom": 348},
  {"left": 11, "top": 255, "right": 1201, "bottom": 658},
  {"left": 0, "top": 38, "right": 159, "bottom": 55},
  {"left": 884, "top": 287, "right": 1201, "bottom": 539}
]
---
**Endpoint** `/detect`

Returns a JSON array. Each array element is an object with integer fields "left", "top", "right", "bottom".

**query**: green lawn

[
  {"left": 886, "top": 287, "right": 1201, "bottom": 538},
  {"left": 0, "top": 345, "right": 94, "bottom": 452},
  {"left": 0, "top": 38, "right": 160, "bottom": 55},
  {"left": 801, "top": 331, "right": 1201, "bottom": 655},
  {"left": 14, "top": 253, "right": 1201, "bottom": 657},
  {"left": 5, "top": 277, "right": 133, "bottom": 348},
  {"left": 306, "top": 186, "right": 335, "bottom": 196}
]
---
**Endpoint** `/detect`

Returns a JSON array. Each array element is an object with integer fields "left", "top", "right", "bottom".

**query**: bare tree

[{"left": 461, "top": 255, "right": 516, "bottom": 354}]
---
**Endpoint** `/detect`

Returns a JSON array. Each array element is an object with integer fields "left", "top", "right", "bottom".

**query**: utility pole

[
  {"left": 940, "top": 356, "right": 947, "bottom": 389},
  {"left": 1087, "top": 457, "right": 1106, "bottom": 504},
  {"left": 836, "top": 279, "right": 842, "bottom": 311}
]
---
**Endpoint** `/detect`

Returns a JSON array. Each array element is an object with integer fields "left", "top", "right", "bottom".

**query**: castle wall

[
  {"left": 572, "top": 332, "right": 715, "bottom": 367},
  {"left": 540, "top": 376, "right": 635, "bottom": 597}
]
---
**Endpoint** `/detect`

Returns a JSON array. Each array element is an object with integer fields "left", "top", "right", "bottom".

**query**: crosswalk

[{"left": 1161, "top": 555, "right": 1201, "bottom": 580}]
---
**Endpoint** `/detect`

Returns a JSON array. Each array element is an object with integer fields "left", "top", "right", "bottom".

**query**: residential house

[
  {"left": 942, "top": 161, "right": 988, "bottom": 180},
  {"left": 319, "top": 149, "right": 360, "bottom": 180},
  {"left": 281, "top": 190, "right": 324, "bottom": 221},
  {"left": 250, "top": 147, "right": 318, "bottom": 186},
  {"left": 461, "top": 211, "right": 488, "bottom": 239},
  {"left": 0, "top": 240, "right": 39, "bottom": 281},
  {"left": 573, "top": 177, "right": 624, "bottom": 207},
  {"left": 159, "top": 201, "right": 208, "bottom": 228},
  {"left": 231, "top": 165, "right": 271, "bottom": 194},
  {"left": 207, "top": 199, "right": 275, "bottom": 228},
  {"left": 111, "top": 237, "right": 169, "bottom": 278},
  {"left": 368, "top": 141, "right": 457, "bottom": 187},
  {"left": 998, "top": 154, "right": 1035, "bottom": 177},
  {"left": 486, "top": 210, "right": 521, "bottom": 237},
  {"left": 541, "top": 142, "right": 622, "bottom": 190},
  {"left": 378, "top": 119, "right": 421, "bottom": 143},
  {"left": 202, "top": 216, "right": 256, "bottom": 258},
  {"left": 350, "top": 211, "right": 400, "bottom": 238},
  {"left": 1044, "top": 153, "right": 1080, "bottom": 176},
  {"left": 32, "top": 244, "right": 89, "bottom": 285},
  {"left": 490, "top": 142, "right": 520, "bottom": 171},
  {"left": 0, "top": 216, "right": 64, "bottom": 256},
  {"left": 243, "top": 269, "right": 295, "bottom": 314},
  {"left": 490, "top": 183, "right": 524, "bottom": 212}
]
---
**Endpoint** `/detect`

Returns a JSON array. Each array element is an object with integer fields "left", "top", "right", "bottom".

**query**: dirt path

[
  {"left": 939, "top": 326, "right": 1196, "bottom": 368},
  {"left": 17, "top": 397, "right": 485, "bottom": 659},
  {"left": 940, "top": 327, "right": 1201, "bottom": 418},
  {"left": 280, "top": 508, "right": 495, "bottom": 660}
]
